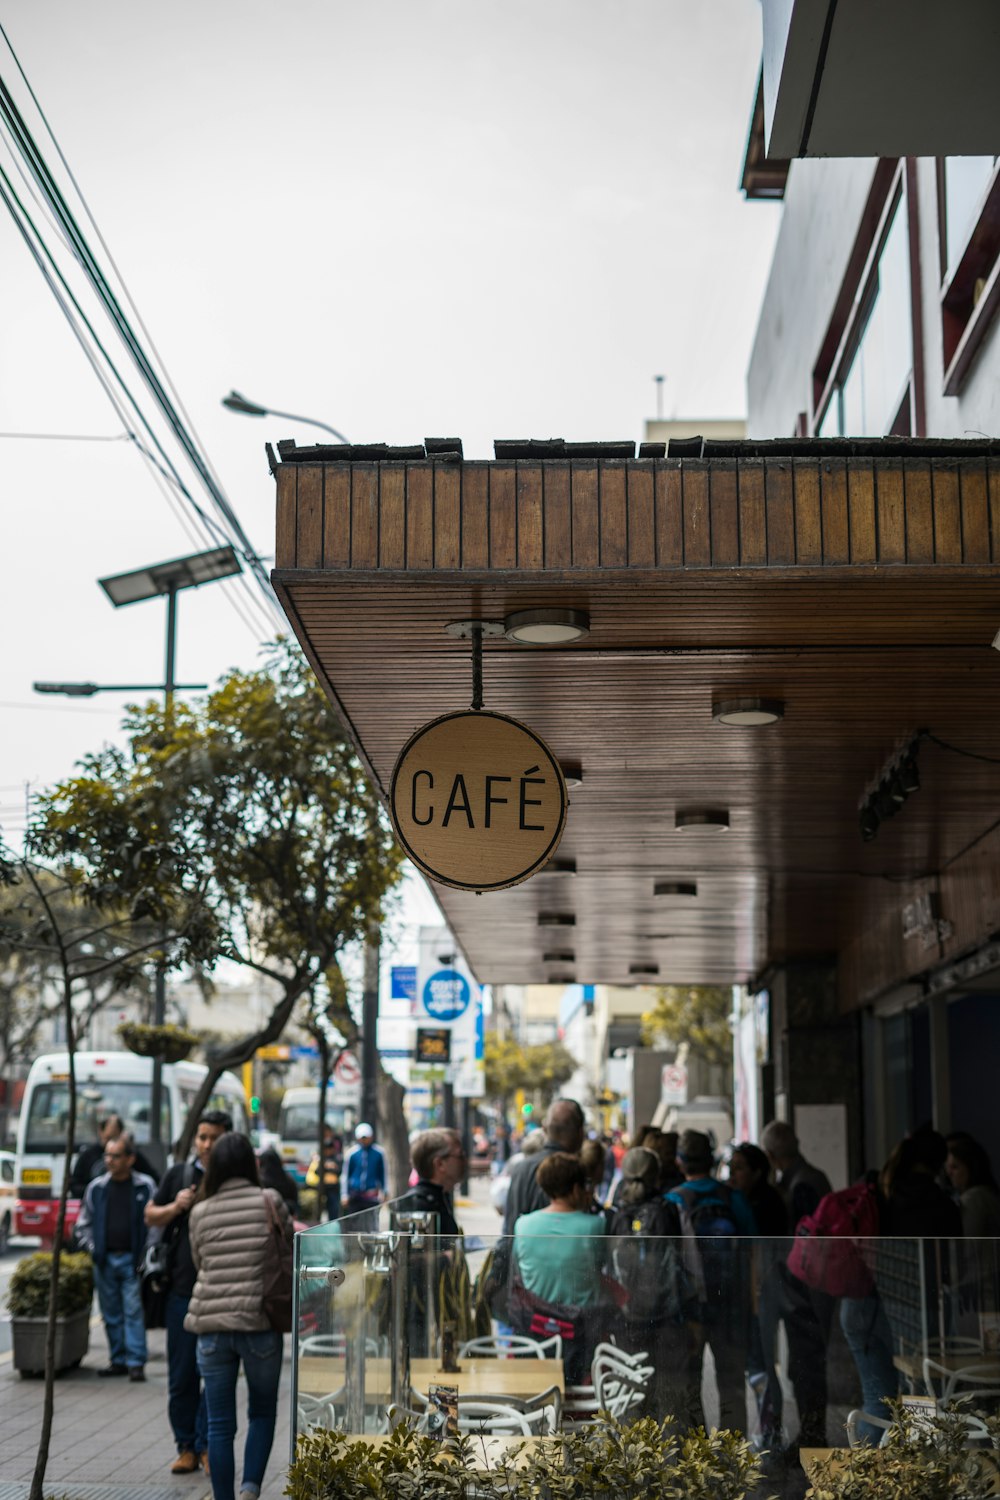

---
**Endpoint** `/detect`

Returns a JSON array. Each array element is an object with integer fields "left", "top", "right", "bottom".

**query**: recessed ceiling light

[
  {"left": 675, "top": 808, "right": 729, "bottom": 833},
  {"left": 629, "top": 963, "right": 659, "bottom": 976},
  {"left": 547, "top": 974, "right": 577, "bottom": 984},
  {"left": 560, "top": 761, "right": 584, "bottom": 788},
  {"left": 712, "top": 697, "right": 784, "bottom": 727},
  {"left": 654, "top": 881, "right": 698, "bottom": 898},
  {"left": 540, "top": 857, "right": 577, "bottom": 875},
  {"left": 538, "top": 912, "right": 576, "bottom": 927},
  {"left": 542, "top": 950, "right": 575, "bottom": 963},
  {"left": 504, "top": 608, "right": 590, "bottom": 645}
]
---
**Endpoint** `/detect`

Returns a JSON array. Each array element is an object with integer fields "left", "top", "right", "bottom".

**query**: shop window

[
  {"left": 815, "top": 184, "right": 914, "bottom": 437},
  {"left": 938, "top": 155, "right": 1000, "bottom": 395}
]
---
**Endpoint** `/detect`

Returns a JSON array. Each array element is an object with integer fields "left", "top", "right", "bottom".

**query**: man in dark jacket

[
  {"left": 68, "top": 1113, "right": 159, "bottom": 1197},
  {"left": 392, "top": 1128, "right": 466, "bottom": 1355},
  {"left": 760, "top": 1119, "right": 834, "bottom": 1450},
  {"left": 75, "top": 1130, "right": 156, "bottom": 1381},
  {"left": 144, "top": 1109, "right": 231, "bottom": 1474},
  {"left": 490, "top": 1098, "right": 586, "bottom": 1317},
  {"left": 394, "top": 1128, "right": 465, "bottom": 1236}
]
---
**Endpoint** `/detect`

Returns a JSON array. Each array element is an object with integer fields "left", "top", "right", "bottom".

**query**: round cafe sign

[{"left": 390, "top": 710, "right": 568, "bottom": 892}]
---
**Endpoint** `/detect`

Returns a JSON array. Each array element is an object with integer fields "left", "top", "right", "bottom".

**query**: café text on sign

[{"left": 390, "top": 709, "right": 568, "bottom": 891}]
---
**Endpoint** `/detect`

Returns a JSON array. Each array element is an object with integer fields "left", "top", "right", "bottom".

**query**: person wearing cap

[
  {"left": 342, "top": 1123, "right": 387, "bottom": 1227},
  {"left": 663, "top": 1129, "right": 756, "bottom": 1433}
]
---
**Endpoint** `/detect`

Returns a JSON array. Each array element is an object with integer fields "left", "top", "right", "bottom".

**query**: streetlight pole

[
  {"left": 36, "top": 545, "right": 242, "bottom": 1167},
  {"left": 221, "top": 390, "right": 350, "bottom": 445}
]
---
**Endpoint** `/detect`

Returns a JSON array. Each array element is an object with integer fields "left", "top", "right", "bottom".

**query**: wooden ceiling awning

[{"left": 272, "top": 439, "right": 1000, "bottom": 1005}]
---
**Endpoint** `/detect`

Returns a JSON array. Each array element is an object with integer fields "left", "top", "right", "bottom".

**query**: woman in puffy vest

[{"left": 185, "top": 1133, "right": 293, "bottom": 1500}]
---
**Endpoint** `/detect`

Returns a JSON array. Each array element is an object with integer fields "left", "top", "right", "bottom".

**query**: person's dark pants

[
  {"left": 324, "top": 1184, "right": 341, "bottom": 1222},
  {"left": 166, "top": 1290, "right": 207, "bottom": 1455},
  {"left": 197, "top": 1329, "right": 283, "bottom": 1500},
  {"left": 760, "top": 1265, "right": 833, "bottom": 1447},
  {"left": 667, "top": 1313, "right": 748, "bottom": 1434},
  {"left": 840, "top": 1293, "right": 899, "bottom": 1444}
]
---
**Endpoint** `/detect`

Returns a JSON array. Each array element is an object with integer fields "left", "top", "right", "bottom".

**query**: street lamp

[
  {"left": 34, "top": 544, "right": 242, "bottom": 1161},
  {"left": 221, "top": 389, "right": 350, "bottom": 445}
]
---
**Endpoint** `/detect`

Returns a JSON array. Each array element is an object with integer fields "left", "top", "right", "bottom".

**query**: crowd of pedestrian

[
  {"left": 60, "top": 1095, "right": 1000, "bottom": 1489},
  {"left": 483, "top": 1100, "right": 1000, "bottom": 1453}
]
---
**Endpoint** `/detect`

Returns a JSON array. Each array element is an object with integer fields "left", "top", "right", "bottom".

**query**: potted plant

[
  {"left": 285, "top": 1414, "right": 765, "bottom": 1500},
  {"left": 116, "top": 1020, "right": 200, "bottom": 1063},
  {"left": 808, "top": 1401, "right": 1000, "bottom": 1500},
  {"left": 7, "top": 1251, "right": 93, "bottom": 1377}
]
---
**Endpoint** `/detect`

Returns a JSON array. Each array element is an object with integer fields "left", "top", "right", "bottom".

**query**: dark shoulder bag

[
  {"left": 140, "top": 1161, "right": 195, "bottom": 1329},
  {"left": 261, "top": 1190, "right": 294, "bottom": 1333}
]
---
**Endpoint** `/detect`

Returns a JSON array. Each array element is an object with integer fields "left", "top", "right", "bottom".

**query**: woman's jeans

[
  {"left": 197, "top": 1329, "right": 283, "bottom": 1500},
  {"left": 840, "top": 1293, "right": 898, "bottom": 1444}
]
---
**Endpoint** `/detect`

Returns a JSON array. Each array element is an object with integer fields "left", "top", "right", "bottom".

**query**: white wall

[{"left": 747, "top": 154, "right": 1000, "bottom": 440}]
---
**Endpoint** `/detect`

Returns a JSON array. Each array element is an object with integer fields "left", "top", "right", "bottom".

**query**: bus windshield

[
  {"left": 24, "top": 1080, "right": 167, "bottom": 1153},
  {"left": 279, "top": 1104, "right": 351, "bottom": 1141}
]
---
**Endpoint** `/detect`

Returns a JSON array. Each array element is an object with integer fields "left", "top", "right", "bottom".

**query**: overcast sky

[{"left": 0, "top": 2, "right": 779, "bottom": 949}]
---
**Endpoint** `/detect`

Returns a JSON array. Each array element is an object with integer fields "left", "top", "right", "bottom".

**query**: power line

[
  {"left": 0, "top": 430, "right": 129, "bottom": 441},
  {"left": 0, "top": 37, "right": 285, "bottom": 639}
]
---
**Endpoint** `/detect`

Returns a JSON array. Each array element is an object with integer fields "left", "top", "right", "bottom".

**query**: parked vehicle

[
  {"left": 14, "top": 1051, "right": 248, "bottom": 1248},
  {"left": 277, "top": 1071, "right": 360, "bottom": 1184},
  {"left": 0, "top": 1148, "right": 15, "bottom": 1252}
]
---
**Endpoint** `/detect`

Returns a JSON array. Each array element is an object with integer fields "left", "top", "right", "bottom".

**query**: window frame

[
  {"left": 811, "top": 158, "right": 926, "bottom": 439},
  {"left": 937, "top": 156, "right": 1000, "bottom": 396}
]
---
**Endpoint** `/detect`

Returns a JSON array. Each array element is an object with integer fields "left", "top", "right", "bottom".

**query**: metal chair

[
  {"left": 459, "top": 1332, "right": 562, "bottom": 1360},
  {"left": 456, "top": 1400, "right": 537, "bottom": 1436},
  {"left": 499, "top": 1384, "right": 563, "bottom": 1434},
  {"left": 297, "top": 1390, "right": 345, "bottom": 1432},
  {"left": 845, "top": 1409, "right": 893, "bottom": 1448},
  {"left": 922, "top": 1355, "right": 1000, "bottom": 1404}
]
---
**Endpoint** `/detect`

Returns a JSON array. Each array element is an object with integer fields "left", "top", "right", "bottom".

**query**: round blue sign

[{"left": 422, "top": 968, "right": 471, "bottom": 1022}]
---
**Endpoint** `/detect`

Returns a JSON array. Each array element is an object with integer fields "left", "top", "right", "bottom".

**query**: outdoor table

[{"left": 298, "top": 1354, "right": 564, "bottom": 1401}]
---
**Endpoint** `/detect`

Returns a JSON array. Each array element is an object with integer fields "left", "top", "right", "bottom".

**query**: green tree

[
  {"left": 640, "top": 984, "right": 733, "bottom": 1066},
  {"left": 32, "top": 641, "right": 405, "bottom": 1160},
  {"left": 483, "top": 1033, "right": 578, "bottom": 1115}
]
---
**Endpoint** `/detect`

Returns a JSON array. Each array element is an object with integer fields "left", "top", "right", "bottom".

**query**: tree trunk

[
  {"left": 376, "top": 1066, "right": 410, "bottom": 1199},
  {"left": 315, "top": 1032, "right": 331, "bottom": 1224},
  {"left": 30, "top": 977, "right": 77, "bottom": 1500},
  {"left": 175, "top": 971, "right": 311, "bottom": 1160}
]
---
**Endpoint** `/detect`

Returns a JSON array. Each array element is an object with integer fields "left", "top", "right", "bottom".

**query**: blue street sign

[
  {"left": 290, "top": 1045, "right": 319, "bottom": 1059},
  {"left": 391, "top": 965, "right": 417, "bottom": 1002},
  {"left": 422, "top": 968, "right": 471, "bottom": 1022}
]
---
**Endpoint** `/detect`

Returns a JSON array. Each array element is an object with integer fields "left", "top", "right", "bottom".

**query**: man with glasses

[
  {"left": 75, "top": 1130, "right": 156, "bottom": 1381},
  {"left": 393, "top": 1130, "right": 469, "bottom": 1353},
  {"left": 395, "top": 1128, "right": 466, "bottom": 1236}
]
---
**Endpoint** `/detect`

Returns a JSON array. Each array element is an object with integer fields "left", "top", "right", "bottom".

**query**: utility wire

[
  {"left": 0, "top": 431, "right": 129, "bottom": 441},
  {"left": 0, "top": 158, "right": 274, "bottom": 642},
  {"left": 0, "top": 42, "right": 283, "bottom": 635}
]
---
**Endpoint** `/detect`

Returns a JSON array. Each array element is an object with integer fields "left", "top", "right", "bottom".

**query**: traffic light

[
  {"left": 249, "top": 1095, "right": 261, "bottom": 1115},
  {"left": 521, "top": 1102, "right": 534, "bottom": 1118}
]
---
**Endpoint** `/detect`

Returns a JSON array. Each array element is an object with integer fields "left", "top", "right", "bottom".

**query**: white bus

[
  {"left": 15, "top": 1051, "right": 248, "bottom": 1246},
  {"left": 277, "top": 1075, "right": 360, "bottom": 1184}
]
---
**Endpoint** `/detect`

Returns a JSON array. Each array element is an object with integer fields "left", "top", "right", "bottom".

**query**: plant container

[{"left": 11, "top": 1309, "right": 90, "bottom": 1377}]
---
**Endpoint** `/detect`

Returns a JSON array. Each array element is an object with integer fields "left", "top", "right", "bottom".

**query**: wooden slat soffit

[{"left": 275, "top": 456, "right": 1000, "bottom": 575}]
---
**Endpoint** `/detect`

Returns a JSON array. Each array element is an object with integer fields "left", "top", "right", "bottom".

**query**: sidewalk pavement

[
  {"left": 0, "top": 1179, "right": 500, "bottom": 1500},
  {"left": 0, "top": 1318, "right": 292, "bottom": 1500}
]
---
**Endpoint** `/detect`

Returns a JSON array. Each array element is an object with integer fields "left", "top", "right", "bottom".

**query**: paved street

[{"left": 0, "top": 1178, "right": 500, "bottom": 1499}]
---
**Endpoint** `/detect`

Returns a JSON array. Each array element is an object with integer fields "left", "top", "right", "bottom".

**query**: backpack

[
  {"left": 786, "top": 1181, "right": 878, "bottom": 1298},
  {"left": 261, "top": 1190, "right": 294, "bottom": 1333},
  {"left": 609, "top": 1198, "right": 682, "bottom": 1323},
  {"left": 668, "top": 1182, "right": 740, "bottom": 1309}
]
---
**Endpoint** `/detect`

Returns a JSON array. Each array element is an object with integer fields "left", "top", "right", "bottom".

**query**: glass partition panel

[{"left": 292, "top": 1229, "right": 1000, "bottom": 1469}]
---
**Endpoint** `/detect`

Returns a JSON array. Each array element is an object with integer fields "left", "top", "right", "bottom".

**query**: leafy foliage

[
  {"left": 6, "top": 1253, "right": 93, "bottom": 1318},
  {"left": 286, "top": 1414, "right": 764, "bottom": 1500},
  {"left": 483, "top": 1034, "right": 578, "bottom": 1107},
  {"left": 809, "top": 1400, "right": 1000, "bottom": 1500},
  {"left": 31, "top": 641, "right": 405, "bottom": 1153},
  {"left": 640, "top": 985, "right": 733, "bottom": 1067}
]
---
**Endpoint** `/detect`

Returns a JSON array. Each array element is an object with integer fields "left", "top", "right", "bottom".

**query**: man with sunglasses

[{"left": 75, "top": 1130, "right": 156, "bottom": 1381}]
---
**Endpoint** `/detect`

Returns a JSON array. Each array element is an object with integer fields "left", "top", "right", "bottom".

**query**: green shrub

[
  {"left": 809, "top": 1400, "right": 1000, "bottom": 1500},
  {"left": 285, "top": 1414, "right": 764, "bottom": 1500},
  {"left": 6, "top": 1252, "right": 94, "bottom": 1318}
]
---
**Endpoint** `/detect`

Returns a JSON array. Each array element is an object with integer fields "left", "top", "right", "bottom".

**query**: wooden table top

[
  {"left": 298, "top": 1354, "right": 564, "bottom": 1400},
  {"left": 893, "top": 1349, "right": 1000, "bottom": 1379}
]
